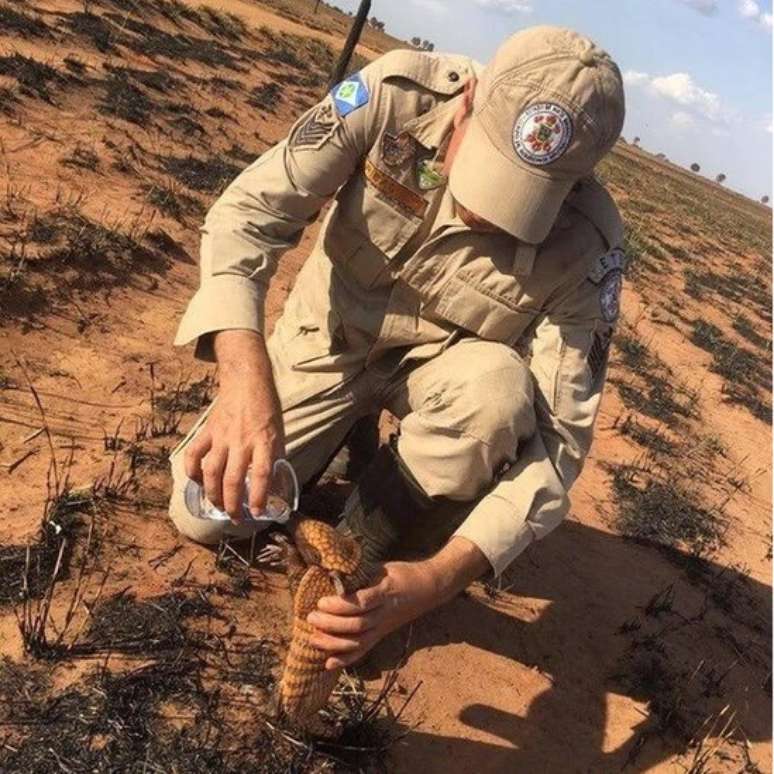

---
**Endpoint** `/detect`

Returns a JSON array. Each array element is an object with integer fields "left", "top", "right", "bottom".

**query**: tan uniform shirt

[{"left": 175, "top": 49, "right": 626, "bottom": 576}]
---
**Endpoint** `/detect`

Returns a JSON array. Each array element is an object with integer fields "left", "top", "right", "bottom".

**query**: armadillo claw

[{"left": 255, "top": 534, "right": 290, "bottom": 567}]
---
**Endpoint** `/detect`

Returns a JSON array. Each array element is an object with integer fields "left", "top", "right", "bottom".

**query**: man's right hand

[{"left": 184, "top": 329, "right": 285, "bottom": 522}]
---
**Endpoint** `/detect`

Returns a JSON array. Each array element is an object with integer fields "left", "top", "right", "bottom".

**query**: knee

[
  {"left": 395, "top": 342, "right": 537, "bottom": 501},
  {"left": 438, "top": 342, "right": 536, "bottom": 447}
]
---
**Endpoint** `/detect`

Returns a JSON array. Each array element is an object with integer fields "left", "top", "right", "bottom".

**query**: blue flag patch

[{"left": 331, "top": 72, "right": 369, "bottom": 118}]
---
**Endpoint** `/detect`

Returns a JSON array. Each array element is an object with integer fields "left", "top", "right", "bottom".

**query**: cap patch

[
  {"left": 512, "top": 103, "right": 573, "bottom": 166},
  {"left": 331, "top": 72, "right": 369, "bottom": 118},
  {"left": 599, "top": 269, "right": 622, "bottom": 322}
]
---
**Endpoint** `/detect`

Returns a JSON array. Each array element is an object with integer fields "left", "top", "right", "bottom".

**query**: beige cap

[{"left": 449, "top": 26, "right": 625, "bottom": 244}]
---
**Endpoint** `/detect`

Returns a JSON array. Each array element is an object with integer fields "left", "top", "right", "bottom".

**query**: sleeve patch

[
  {"left": 331, "top": 71, "right": 369, "bottom": 117},
  {"left": 588, "top": 246, "right": 627, "bottom": 285},
  {"left": 290, "top": 101, "right": 338, "bottom": 150},
  {"left": 588, "top": 328, "right": 612, "bottom": 381},
  {"left": 599, "top": 270, "right": 623, "bottom": 322}
]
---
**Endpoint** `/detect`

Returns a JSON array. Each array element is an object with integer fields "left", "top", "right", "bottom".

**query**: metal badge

[
  {"left": 416, "top": 158, "right": 446, "bottom": 190},
  {"left": 381, "top": 132, "right": 416, "bottom": 167}
]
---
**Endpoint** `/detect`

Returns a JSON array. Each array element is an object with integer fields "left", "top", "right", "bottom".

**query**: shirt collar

[
  {"left": 403, "top": 94, "right": 464, "bottom": 151},
  {"left": 405, "top": 95, "right": 537, "bottom": 275}
]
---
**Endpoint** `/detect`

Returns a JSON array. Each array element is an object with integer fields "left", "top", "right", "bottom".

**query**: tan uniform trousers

[{"left": 168, "top": 330, "right": 536, "bottom": 546}]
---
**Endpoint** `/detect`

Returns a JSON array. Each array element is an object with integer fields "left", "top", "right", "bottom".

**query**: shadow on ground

[{"left": 365, "top": 518, "right": 771, "bottom": 773}]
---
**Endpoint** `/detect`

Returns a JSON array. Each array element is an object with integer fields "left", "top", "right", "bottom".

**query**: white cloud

[
  {"left": 623, "top": 70, "right": 650, "bottom": 86},
  {"left": 677, "top": 0, "right": 718, "bottom": 15},
  {"left": 411, "top": 0, "right": 448, "bottom": 13},
  {"left": 471, "top": 0, "right": 533, "bottom": 14},
  {"left": 679, "top": 0, "right": 771, "bottom": 29},
  {"left": 671, "top": 111, "right": 696, "bottom": 128},
  {"left": 650, "top": 72, "right": 722, "bottom": 121},
  {"left": 737, "top": 0, "right": 773, "bottom": 29},
  {"left": 625, "top": 70, "right": 736, "bottom": 126}
]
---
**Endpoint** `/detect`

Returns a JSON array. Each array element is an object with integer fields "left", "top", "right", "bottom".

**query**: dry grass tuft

[
  {"left": 0, "top": 3, "right": 50, "bottom": 38},
  {"left": 0, "top": 53, "right": 65, "bottom": 102},
  {"left": 611, "top": 464, "right": 726, "bottom": 555}
]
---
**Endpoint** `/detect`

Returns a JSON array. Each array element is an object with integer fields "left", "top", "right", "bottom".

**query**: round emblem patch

[
  {"left": 599, "top": 270, "right": 623, "bottom": 322},
  {"left": 512, "top": 103, "right": 573, "bottom": 166}
]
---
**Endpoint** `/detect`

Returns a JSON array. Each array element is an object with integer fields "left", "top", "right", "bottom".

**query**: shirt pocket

[
  {"left": 429, "top": 275, "right": 538, "bottom": 344},
  {"left": 427, "top": 252, "right": 541, "bottom": 345},
  {"left": 323, "top": 164, "right": 426, "bottom": 288},
  {"left": 270, "top": 301, "right": 362, "bottom": 411}
]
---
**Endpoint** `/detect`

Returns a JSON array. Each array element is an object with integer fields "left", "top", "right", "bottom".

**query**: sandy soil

[{"left": 0, "top": 1, "right": 770, "bottom": 772}]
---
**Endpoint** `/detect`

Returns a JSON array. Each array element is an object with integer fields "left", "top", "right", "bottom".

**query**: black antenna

[{"left": 328, "top": 0, "right": 372, "bottom": 90}]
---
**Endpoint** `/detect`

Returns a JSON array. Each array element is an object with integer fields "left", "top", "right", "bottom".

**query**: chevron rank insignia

[
  {"left": 331, "top": 72, "right": 369, "bottom": 117},
  {"left": 290, "top": 101, "right": 338, "bottom": 150}
]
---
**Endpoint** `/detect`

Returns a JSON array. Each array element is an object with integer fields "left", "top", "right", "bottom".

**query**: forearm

[
  {"left": 424, "top": 536, "right": 491, "bottom": 606},
  {"left": 213, "top": 329, "right": 272, "bottom": 386},
  {"left": 212, "top": 328, "right": 282, "bottom": 443}
]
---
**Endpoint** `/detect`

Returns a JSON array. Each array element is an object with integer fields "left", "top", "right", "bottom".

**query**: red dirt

[{"left": 0, "top": 1, "right": 770, "bottom": 772}]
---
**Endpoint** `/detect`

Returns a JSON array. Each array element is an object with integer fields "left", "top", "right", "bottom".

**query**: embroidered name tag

[{"left": 364, "top": 159, "right": 427, "bottom": 218}]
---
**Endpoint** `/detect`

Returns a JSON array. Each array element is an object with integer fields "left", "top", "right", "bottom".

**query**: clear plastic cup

[{"left": 183, "top": 458, "right": 299, "bottom": 527}]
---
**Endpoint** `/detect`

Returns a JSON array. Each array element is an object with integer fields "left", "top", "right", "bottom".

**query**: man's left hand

[
  {"left": 306, "top": 560, "right": 439, "bottom": 670},
  {"left": 306, "top": 536, "right": 491, "bottom": 670}
]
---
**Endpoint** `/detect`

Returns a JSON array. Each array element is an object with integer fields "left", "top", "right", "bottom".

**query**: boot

[
  {"left": 337, "top": 438, "right": 434, "bottom": 565},
  {"left": 324, "top": 413, "right": 380, "bottom": 482}
]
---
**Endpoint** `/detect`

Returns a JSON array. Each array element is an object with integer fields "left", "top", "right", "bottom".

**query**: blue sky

[{"left": 332, "top": 0, "right": 772, "bottom": 200}]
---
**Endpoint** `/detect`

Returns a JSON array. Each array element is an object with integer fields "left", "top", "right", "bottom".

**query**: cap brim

[{"left": 448, "top": 117, "right": 574, "bottom": 244}]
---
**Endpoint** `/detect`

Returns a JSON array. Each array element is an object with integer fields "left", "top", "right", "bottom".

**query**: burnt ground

[{"left": 0, "top": 1, "right": 771, "bottom": 772}]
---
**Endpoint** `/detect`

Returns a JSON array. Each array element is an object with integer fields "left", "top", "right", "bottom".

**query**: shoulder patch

[
  {"left": 331, "top": 72, "right": 369, "bottom": 118},
  {"left": 588, "top": 247, "right": 628, "bottom": 285},
  {"left": 599, "top": 270, "right": 623, "bottom": 322}
]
